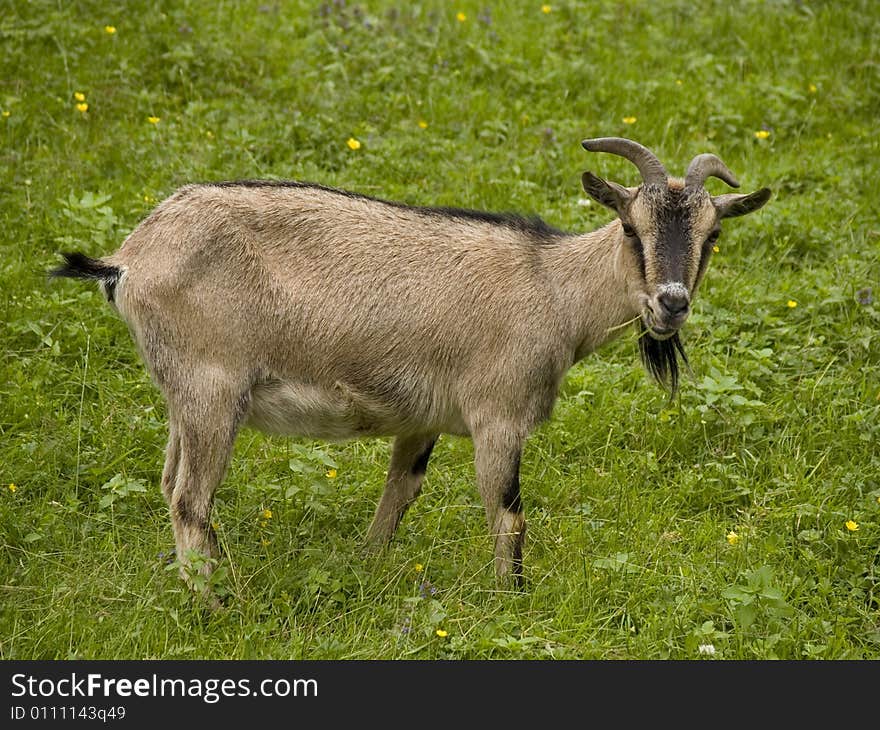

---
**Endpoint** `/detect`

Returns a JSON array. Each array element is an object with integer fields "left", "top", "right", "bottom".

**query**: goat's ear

[
  {"left": 582, "top": 172, "right": 633, "bottom": 214},
  {"left": 713, "top": 187, "right": 772, "bottom": 219}
]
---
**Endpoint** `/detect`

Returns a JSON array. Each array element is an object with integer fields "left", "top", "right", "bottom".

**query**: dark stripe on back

[{"left": 208, "top": 180, "right": 567, "bottom": 240}]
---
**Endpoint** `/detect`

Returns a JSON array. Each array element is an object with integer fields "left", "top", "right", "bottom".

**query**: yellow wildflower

[
  {"left": 414, "top": 562, "right": 424, "bottom": 573},
  {"left": 1, "top": 111, "right": 9, "bottom": 118},
  {"left": 326, "top": 468, "right": 337, "bottom": 479},
  {"left": 436, "top": 629, "right": 448, "bottom": 637},
  {"left": 726, "top": 531, "right": 740, "bottom": 546},
  {"left": 675, "top": 79, "right": 683, "bottom": 86},
  {"left": 74, "top": 92, "right": 86, "bottom": 102},
  {"left": 808, "top": 83, "right": 817, "bottom": 94},
  {"left": 845, "top": 520, "right": 859, "bottom": 532},
  {"left": 712, "top": 245, "right": 720, "bottom": 254},
  {"left": 418, "top": 120, "right": 428, "bottom": 129},
  {"left": 147, "top": 116, "right": 160, "bottom": 125},
  {"left": 346, "top": 137, "right": 361, "bottom": 150},
  {"left": 622, "top": 116, "right": 637, "bottom": 125},
  {"left": 8, "top": 483, "right": 16, "bottom": 493},
  {"left": 206, "top": 130, "right": 214, "bottom": 138},
  {"left": 787, "top": 300, "right": 798, "bottom": 308},
  {"left": 260, "top": 537, "right": 270, "bottom": 547},
  {"left": 104, "top": 25, "right": 116, "bottom": 34},
  {"left": 261, "top": 508, "right": 272, "bottom": 520},
  {"left": 541, "top": 4, "right": 552, "bottom": 13},
  {"left": 754, "top": 130, "right": 770, "bottom": 140},
  {"left": 456, "top": 12, "right": 466, "bottom": 22},
  {"left": 76, "top": 103, "right": 88, "bottom": 113}
]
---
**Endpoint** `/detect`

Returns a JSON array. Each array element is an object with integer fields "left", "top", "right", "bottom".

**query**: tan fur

[
  {"left": 104, "top": 184, "right": 637, "bottom": 589},
  {"left": 110, "top": 184, "right": 639, "bottom": 439},
  {"left": 62, "top": 142, "right": 768, "bottom": 595}
]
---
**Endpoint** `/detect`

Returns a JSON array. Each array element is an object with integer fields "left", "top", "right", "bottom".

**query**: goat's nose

[{"left": 657, "top": 291, "right": 690, "bottom": 318}]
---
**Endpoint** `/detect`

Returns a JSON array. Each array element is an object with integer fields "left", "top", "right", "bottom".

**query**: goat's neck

[{"left": 542, "top": 219, "right": 638, "bottom": 360}]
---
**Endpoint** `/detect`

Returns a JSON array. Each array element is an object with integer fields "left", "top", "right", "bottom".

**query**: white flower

[{"left": 698, "top": 643, "right": 716, "bottom": 656}]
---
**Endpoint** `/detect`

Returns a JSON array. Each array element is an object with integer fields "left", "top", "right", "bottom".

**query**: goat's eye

[{"left": 622, "top": 224, "right": 637, "bottom": 239}]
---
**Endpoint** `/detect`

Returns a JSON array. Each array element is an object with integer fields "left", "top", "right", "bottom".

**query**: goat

[{"left": 52, "top": 137, "right": 770, "bottom": 593}]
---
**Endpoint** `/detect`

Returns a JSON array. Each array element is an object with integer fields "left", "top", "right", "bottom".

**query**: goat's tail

[{"left": 50, "top": 252, "right": 122, "bottom": 303}]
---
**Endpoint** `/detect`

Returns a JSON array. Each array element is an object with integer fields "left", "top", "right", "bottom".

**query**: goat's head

[{"left": 581, "top": 137, "right": 771, "bottom": 391}]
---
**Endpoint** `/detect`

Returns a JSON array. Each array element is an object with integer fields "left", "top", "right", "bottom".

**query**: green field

[{"left": 1, "top": 0, "right": 878, "bottom": 659}]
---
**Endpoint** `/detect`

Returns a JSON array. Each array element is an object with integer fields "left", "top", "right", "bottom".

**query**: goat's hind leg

[
  {"left": 167, "top": 384, "right": 247, "bottom": 597},
  {"left": 366, "top": 434, "right": 437, "bottom": 547}
]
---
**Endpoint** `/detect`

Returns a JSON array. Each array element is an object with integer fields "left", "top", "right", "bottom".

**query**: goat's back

[{"left": 106, "top": 183, "right": 570, "bottom": 436}]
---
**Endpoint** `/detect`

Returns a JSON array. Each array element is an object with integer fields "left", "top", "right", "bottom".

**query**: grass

[{"left": 1, "top": 0, "right": 879, "bottom": 660}]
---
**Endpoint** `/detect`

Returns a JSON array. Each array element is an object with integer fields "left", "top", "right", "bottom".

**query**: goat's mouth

[
  {"left": 639, "top": 288, "right": 691, "bottom": 339},
  {"left": 641, "top": 305, "right": 689, "bottom": 340},
  {"left": 645, "top": 322, "right": 677, "bottom": 340},
  {"left": 640, "top": 311, "right": 681, "bottom": 341}
]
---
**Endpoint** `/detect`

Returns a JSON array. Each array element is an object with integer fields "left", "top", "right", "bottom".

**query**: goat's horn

[
  {"left": 685, "top": 153, "right": 740, "bottom": 189},
  {"left": 581, "top": 137, "right": 668, "bottom": 185}
]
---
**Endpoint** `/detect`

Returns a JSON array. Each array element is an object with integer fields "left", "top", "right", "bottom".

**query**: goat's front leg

[
  {"left": 472, "top": 426, "right": 526, "bottom": 586},
  {"left": 366, "top": 434, "right": 437, "bottom": 546}
]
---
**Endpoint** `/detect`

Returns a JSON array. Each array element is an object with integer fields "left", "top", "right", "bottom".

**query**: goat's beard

[{"left": 638, "top": 322, "right": 688, "bottom": 396}]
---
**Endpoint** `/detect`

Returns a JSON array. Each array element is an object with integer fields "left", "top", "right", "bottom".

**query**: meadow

[{"left": 1, "top": 0, "right": 878, "bottom": 659}]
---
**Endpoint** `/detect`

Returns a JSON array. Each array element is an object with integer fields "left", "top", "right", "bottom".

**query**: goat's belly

[{"left": 245, "top": 378, "right": 406, "bottom": 440}]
